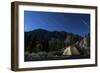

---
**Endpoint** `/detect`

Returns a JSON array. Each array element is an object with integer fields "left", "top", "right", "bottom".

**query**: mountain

[{"left": 24, "top": 29, "right": 83, "bottom": 53}]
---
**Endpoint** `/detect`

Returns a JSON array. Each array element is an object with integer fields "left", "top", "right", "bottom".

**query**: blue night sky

[{"left": 24, "top": 11, "right": 90, "bottom": 37}]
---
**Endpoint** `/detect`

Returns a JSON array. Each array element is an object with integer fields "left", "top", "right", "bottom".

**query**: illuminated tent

[{"left": 63, "top": 46, "right": 80, "bottom": 55}]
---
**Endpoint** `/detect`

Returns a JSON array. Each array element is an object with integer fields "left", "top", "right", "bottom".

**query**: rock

[
  {"left": 37, "top": 52, "right": 47, "bottom": 57},
  {"left": 25, "top": 52, "right": 40, "bottom": 61}
]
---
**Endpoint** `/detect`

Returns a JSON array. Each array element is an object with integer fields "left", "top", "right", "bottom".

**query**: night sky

[{"left": 24, "top": 11, "right": 90, "bottom": 37}]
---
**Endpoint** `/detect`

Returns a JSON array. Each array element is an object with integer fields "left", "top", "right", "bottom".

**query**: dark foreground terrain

[{"left": 25, "top": 52, "right": 90, "bottom": 61}]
